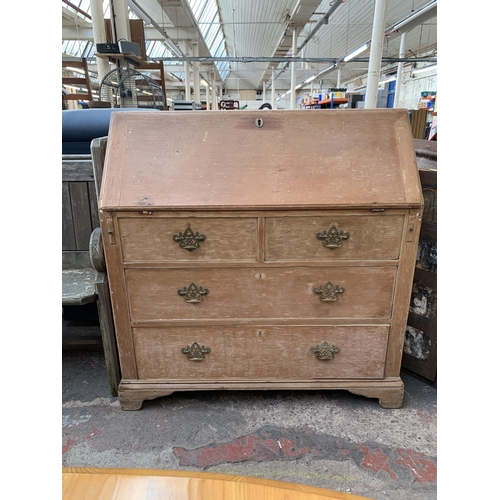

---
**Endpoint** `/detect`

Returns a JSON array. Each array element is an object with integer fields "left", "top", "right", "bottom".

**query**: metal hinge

[{"left": 105, "top": 217, "right": 116, "bottom": 245}]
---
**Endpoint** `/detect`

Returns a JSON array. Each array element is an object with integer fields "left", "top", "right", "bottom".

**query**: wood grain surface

[
  {"left": 265, "top": 214, "right": 404, "bottom": 261},
  {"left": 132, "top": 324, "right": 389, "bottom": 380},
  {"left": 125, "top": 266, "right": 397, "bottom": 321},
  {"left": 99, "top": 109, "right": 421, "bottom": 211},
  {"left": 119, "top": 216, "right": 258, "bottom": 263},
  {"left": 62, "top": 468, "right": 372, "bottom": 499},
  {"left": 98, "top": 110, "right": 423, "bottom": 410}
]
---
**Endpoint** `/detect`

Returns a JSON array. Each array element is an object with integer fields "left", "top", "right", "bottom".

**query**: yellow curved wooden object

[{"left": 62, "top": 468, "right": 373, "bottom": 500}]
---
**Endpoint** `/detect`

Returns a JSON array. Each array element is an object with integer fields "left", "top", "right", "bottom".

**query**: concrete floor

[{"left": 62, "top": 323, "right": 437, "bottom": 500}]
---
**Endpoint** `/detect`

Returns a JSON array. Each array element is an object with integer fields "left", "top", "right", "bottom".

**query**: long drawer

[
  {"left": 126, "top": 266, "right": 397, "bottom": 321},
  {"left": 119, "top": 217, "right": 258, "bottom": 263},
  {"left": 133, "top": 325, "right": 390, "bottom": 380},
  {"left": 265, "top": 215, "right": 405, "bottom": 261}
]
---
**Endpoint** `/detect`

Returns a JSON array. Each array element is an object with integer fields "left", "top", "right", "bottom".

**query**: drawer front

[
  {"left": 265, "top": 215, "right": 404, "bottom": 261},
  {"left": 119, "top": 217, "right": 258, "bottom": 263},
  {"left": 133, "top": 325, "right": 389, "bottom": 380},
  {"left": 126, "top": 266, "right": 396, "bottom": 321}
]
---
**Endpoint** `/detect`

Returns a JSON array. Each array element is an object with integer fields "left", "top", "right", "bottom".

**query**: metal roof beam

[
  {"left": 62, "top": 25, "right": 197, "bottom": 41},
  {"left": 259, "top": 0, "right": 323, "bottom": 88}
]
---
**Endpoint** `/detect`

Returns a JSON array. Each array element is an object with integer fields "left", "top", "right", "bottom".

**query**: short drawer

[
  {"left": 119, "top": 217, "right": 258, "bottom": 263},
  {"left": 265, "top": 215, "right": 404, "bottom": 261},
  {"left": 126, "top": 266, "right": 396, "bottom": 321},
  {"left": 133, "top": 325, "right": 389, "bottom": 381}
]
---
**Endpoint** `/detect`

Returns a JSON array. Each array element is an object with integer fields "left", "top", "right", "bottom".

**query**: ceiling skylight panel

[
  {"left": 204, "top": 22, "right": 220, "bottom": 47},
  {"left": 189, "top": 0, "right": 209, "bottom": 18},
  {"left": 186, "top": 0, "right": 229, "bottom": 81},
  {"left": 198, "top": 1, "right": 217, "bottom": 27}
]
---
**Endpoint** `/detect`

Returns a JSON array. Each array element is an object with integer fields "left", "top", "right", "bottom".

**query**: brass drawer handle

[
  {"left": 178, "top": 283, "right": 209, "bottom": 303},
  {"left": 316, "top": 224, "right": 349, "bottom": 249},
  {"left": 181, "top": 341, "right": 211, "bottom": 361},
  {"left": 310, "top": 341, "right": 339, "bottom": 361},
  {"left": 173, "top": 225, "right": 206, "bottom": 251},
  {"left": 313, "top": 281, "right": 344, "bottom": 302}
]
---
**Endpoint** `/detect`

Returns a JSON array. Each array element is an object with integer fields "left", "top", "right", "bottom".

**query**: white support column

[
  {"left": 262, "top": 84, "right": 266, "bottom": 103},
  {"left": 290, "top": 26, "right": 297, "bottom": 109},
  {"left": 181, "top": 41, "right": 191, "bottom": 100},
  {"left": 337, "top": 66, "right": 341, "bottom": 88},
  {"left": 89, "top": 0, "right": 110, "bottom": 84},
  {"left": 192, "top": 39, "right": 200, "bottom": 104},
  {"left": 110, "top": 0, "right": 131, "bottom": 42},
  {"left": 394, "top": 32, "right": 406, "bottom": 108},
  {"left": 364, "top": 0, "right": 388, "bottom": 108},
  {"left": 205, "top": 84, "right": 210, "bottom": 110},
  {"left": 271, "top": 67, "right": 276, "bottom": 108},
  {"left": 211, "top": 71, "right": 217, "bottom": 110}
]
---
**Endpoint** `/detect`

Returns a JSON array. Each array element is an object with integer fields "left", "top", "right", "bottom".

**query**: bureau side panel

[
  {"left": 385, "top": 209, "right": 423, "bottom": 377},
  {"left": 99, "top": 210, "right": 137, "bottom": 379}
]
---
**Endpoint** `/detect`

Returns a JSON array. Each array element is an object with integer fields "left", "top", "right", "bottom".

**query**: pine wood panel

[
  {"left": 62, "top": 468, "right": 371, "bottom": 500},
  {"left": 133, "top": 325, "right": 389, "bottom": 381},
  {"left": 126, "top": 267, "right": 397, "bottom": 322},
  {"left": 265, "top": 214, "right": 404, "bottom": 261},
  {"left": 100, "top": 110, "right": 422, "bottom": 211},
  {"left": 119, "top": 217, "right": 258, "bottom": 263},
  {"left": 99, "top": 110, "right": 424, "bottom": 409}
]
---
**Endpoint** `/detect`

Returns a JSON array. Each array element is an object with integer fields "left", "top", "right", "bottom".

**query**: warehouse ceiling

[{"left": 62, "top": 0, "right": 437, "bottom": 96}]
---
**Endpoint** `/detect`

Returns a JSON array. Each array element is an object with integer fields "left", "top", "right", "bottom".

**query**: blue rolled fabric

[{"left": 62, "top": 108, "right": 161, "bottom": 154}]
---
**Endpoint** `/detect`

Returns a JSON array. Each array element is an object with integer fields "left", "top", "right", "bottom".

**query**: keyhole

[{"left": 255, "top": 117, "right": 264, "bottom": 128}]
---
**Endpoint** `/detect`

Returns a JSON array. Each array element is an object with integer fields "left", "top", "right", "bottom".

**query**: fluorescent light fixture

[
  {"left": 381, "top": 75, "right": 398, "bottom": 84},
  {"left": 304, "top": 75, "right": 316, "bottom": 83},
  {"left": 285, "top": 89, "right": 292, "bottom": 95},
  {"left": 389, "top": 1, "right": 437, "bottom": 33},
  {"left": 343, "top": 43, "right": 369, "bottom": 62},
  {"left": 412, "top": 64, "right": 437, "bottom": 75}
]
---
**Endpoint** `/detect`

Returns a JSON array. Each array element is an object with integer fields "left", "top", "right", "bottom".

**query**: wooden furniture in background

[
  {"left": 62, "top": 468, "right": 372, "bottom": 500},
  {"left": 410, "top": 108, "right": 429, "bottom": 139},
  {"left": 62, "top": 140, "right": 120, "bottom": 395},
  {"left": 403, "top": 139, "right": 437, "bottom": 385},
  {"left": 99, "top": 109, "right": 423, "bottom": 410},
  {"left": 62, "top": 58, "right": 94, "bottom": 104}
]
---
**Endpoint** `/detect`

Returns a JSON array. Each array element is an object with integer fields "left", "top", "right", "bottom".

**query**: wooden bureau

[{"left": 99, "top": 109, "right": 423, "bottom": 410}]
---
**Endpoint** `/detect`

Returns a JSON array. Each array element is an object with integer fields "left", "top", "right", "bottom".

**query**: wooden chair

[{"left": 62, "top": 137, "right": 120, "bottom": 396}]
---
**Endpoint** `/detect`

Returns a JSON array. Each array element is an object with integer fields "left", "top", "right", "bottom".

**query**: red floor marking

[
  {"left": 62, "top": 439, "right": 77, "bottom": 455},
  {"left": 395, "top": 448, "right": 437, "bottom": 483},
  {"left": 174, "top": 434, "right": 311, "bottom": 467},
  {"left": 85, "top": 427, "right": 99, "bottom": 441},
  {"left": 355, "top": 444, "right": 398, "bottom": 480}
]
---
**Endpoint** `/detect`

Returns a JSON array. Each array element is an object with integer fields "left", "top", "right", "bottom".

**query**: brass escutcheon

[
  {"left": 316, "top": 224, "right": 350, "bottom": 249},
  {"left": 310, "top": 341, "right": 339, "bottom": 361},
  {"left": 173, "top": 225, "right": 206, "bottom": 251},
  {"left": 181, "top": 341, "right": 211, "bottom": 361},
  {"left": 313, "top": 281, "right": 344, "bottom": 302},
  {"left": 178, "top": 283, "right": 209, "bottom": 303}
]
